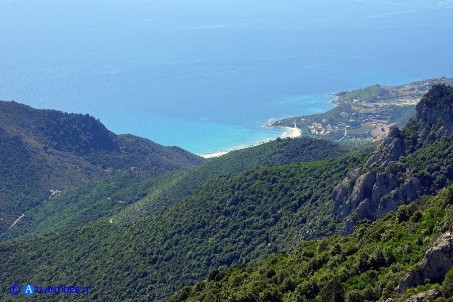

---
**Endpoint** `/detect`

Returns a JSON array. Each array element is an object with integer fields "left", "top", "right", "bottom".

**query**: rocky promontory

[
  {"left": 333, "top": 84, "right": 453, "bottom": 234},
  {"left": 270, "top": 78, "right": 453, "bottom": 143}
]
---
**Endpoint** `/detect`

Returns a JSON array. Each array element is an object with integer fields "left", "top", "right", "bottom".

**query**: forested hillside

[
  {"left": 114, "top": 137, "right": 354, "bottom": 223},
  {"left": 0, "top": 100, "right": 203, "bottom": 234},
  {"left": 1, "top": 136, "right": 353, "bottom": 240},
  {"left": 0, "top": 170, "right": 180, "bottom": 240},
  {"left": 170, "top": 84, "right": 453, "bottom": 301},
  {"left": 0, "top": 101, "right": 203, "bottom": 171},
  {"left": 1, "top": 85, "right": 453, "bottom": 301},
  {"left": 171, "top": 186, "right": 453, "bottom": 302},
  {"left": 0, "top": 154, "right": 363, "bottom": 301}
]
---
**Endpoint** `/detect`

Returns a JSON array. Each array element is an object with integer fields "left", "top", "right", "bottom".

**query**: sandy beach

[
  {"left": 201, "top": 151, "right": 230, "bottom": 159},
  {"left": 200, "top": 125, "right": 301, "bottom": 159},
  {"left": 281, "top": 124, "right": 302, "bottom": 138}
]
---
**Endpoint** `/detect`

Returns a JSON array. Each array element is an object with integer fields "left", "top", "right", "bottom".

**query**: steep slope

[
  {"left": 0, "top": 101, "right": 203, "bottom": 171},
  {"left": 0, "top": 170, "right": 183, "bottom": 240},
  {"left": 114, "top": 137, "right": 354, "bottom": 223},
  {"left": 1, "top": 136, "right": 353, "bottom": 240},
  {"left": 0, "top": 100, "right": 203, "bottom": 234},
  {"left": 170, "top": 185, "right": 453, "bottom": 302},
  {"left": 333, "top": 84, "right": 453, "bottom": 233},
  {"left": 0, "top": 154, "right": 363, "bottom": 301},
  {"left": 1, "top": 86, "right": 452, "bottom": 301}
]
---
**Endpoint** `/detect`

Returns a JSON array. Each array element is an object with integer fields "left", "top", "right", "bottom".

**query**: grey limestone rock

[
  {"left": 416, "top": 85, "right": 453, "bottom": 135},
  {"left": 349, "top": 171, "right": 376, "bottom": 210},
  {"left": 356, "top": 198, "right": 372, "bottom": 219},
  {"left": 367, "top": 127, "right": 406, "bottom": 167},
  {"left": 332, "top": 169, "right": 361, "bottom": 217},
  {"left": 405, "top": 289, "right": 442, "bottom": 302},
  {"left": 334, "top": 85, "right": 453, "bottom": 234},
  {"left": 398, "top": 232, "right": 453, "bottom": 293},
  {"left": 372, "top": 174, "right": 399, "bottom": 206}
]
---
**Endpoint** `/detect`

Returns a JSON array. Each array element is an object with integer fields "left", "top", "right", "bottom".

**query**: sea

[{"left": 0, "top": 0, "right": 452, "bottom": 155}]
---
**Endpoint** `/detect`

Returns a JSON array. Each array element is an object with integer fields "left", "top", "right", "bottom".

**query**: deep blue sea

[{"left": 0, "top": 0, "right": 452, "bottom": 154}]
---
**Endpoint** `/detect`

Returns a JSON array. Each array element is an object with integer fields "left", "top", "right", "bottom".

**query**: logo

[
  {"left": 9, "top": 284, "right": 21, "bottom": 296},
  {"left": 23, "top": 284, "right": 34, "bottom": 296},
  {"left": 9, "top": 283, "right": 91, "bottom": 296}
]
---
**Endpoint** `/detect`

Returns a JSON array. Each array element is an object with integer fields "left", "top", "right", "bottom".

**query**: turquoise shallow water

[
  {"left": 108, "top": 94, "right": 333, "bottom": 154},
  {"left": 0, "top": 0, "right": 452, "bottom": 154}
]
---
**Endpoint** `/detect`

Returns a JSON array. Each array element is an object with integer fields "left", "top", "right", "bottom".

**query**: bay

[{"left": 0, "top": 0, "right": 452, "bottom": 154}]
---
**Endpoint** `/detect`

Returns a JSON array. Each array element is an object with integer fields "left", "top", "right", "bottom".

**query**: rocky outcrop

[
  {"left": 373, "top": 174, "right": 399, "bottom": 214},
  {"left": 416, "top": 84, "right": 453, "bottom": 131},
  {"left": 333, "top": 169, "right": 423, "bottom": 235},
  {"left": 367, "top": 127, "right": 406, "bottom": 167},
  {"left": 333, "top": 171, "right": 375, "bottom": 218},
  {"left": 332, "top": 169, "right": 360, "bottom": 217},
  {"left": 333, "top": 171, "right": 420, "bottom": 230},
  {"left": 333, "top": 85, "right": 453, "bottom": 234},
  {"left": 411, "top": 84, "right": 453, "bottom": 147},
  {"left": 406, "top": 289, "right": 443, "bottom": 302},
  {"left": 333, "top": 126, "right": 410, "bottom": 231},
  {"left": 398, "top": 232, "right": 453, "bottom": 293}
]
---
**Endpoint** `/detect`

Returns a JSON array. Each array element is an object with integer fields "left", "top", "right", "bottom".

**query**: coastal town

[{"left": 270, "top": 77, "right": 453, "bottom": 143}]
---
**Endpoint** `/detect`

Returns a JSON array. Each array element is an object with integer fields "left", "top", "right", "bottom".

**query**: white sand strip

[{"left": 199, "top": 124, "right": 301, "bottom": 159}]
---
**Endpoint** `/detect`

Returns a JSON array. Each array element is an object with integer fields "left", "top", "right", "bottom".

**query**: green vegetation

[
  {"left": 0, "top": 154, "right": 363, "bottom": 301},
  {"left": 387, "top": 104, "right": 416, "bottom": 126},
  {"left": 1, "top": 136, "right": 354, "bottom": 240},
  {"left": 0, "top": 101, "right": 117, "bottom": 155},
  {"left": 170, "top": 186, "right": 453, "bottom": 302},
  {"left": 399, "top": 134, "right": 453, "bottom": 195},
  {"left": 0, "top": 100, "right": 203, "bottom": 234},
  {"left": 274, "top": 103, "right": 355, "bottom": 140},
  {"left": 114, "top": 137, "right": 354, "bottom": 223},
  {"left": 0, "top": 101, "right": 203, "bottom": 169},
  {"left": 337, "top": 84, "right": 383, "bottom": 102},
  {"left": 0, "top": 170, "right": 183, "bottom": 240},
  {"left": 0, "top": 126, "right": 110, "bottom": 234},
  {"left": 1, "top": 84, "right": 453, "bottom": 302},
  {"left": 337, "top": 78, "right": 453, "bottom": 105},
  {"left": 271, "top": 78, "right": 453, "bottom": 142},
  {"left": 0, "top": 128, "right": 50, "bottom": 233},
  {"left": 418, "top": 83, "right": 453, "bottom": 106}
]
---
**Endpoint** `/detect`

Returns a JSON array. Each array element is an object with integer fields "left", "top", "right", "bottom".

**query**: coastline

[
  {"left": 200, "top": 92, "right": 338, "bottom": 159},
  {"left": 259, "top": 78, "right": 453, "bottom": 145},
  {"left": 200, "top": 124, "right": 302, "bottom": 159}
]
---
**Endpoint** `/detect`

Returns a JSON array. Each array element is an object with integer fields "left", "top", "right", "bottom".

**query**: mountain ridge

[
  {"left": 333, "top": 84, "right": 453, "bottom": 234},
  {"left": 1, "top": 135, "right": 352, "bottom": 241},
  {"left": 1, "top": 85, "right": 452, "bottom": 301},
  {"left": 0, "top": 100, "right": 203, "bottom": 234}
]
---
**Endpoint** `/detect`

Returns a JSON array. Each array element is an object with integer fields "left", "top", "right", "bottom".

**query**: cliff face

[
  {"left": 333, "top": 85, "right": 453, "bottom": 234},
  {"left": 333, "top": 124, "right": 420, "bottom": 233},
  {"left": 366, "top": 127, "right": 405, "bottom": 167},
  {"left": 416, "top": 84, "right": 453, "bottom": 131}
]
